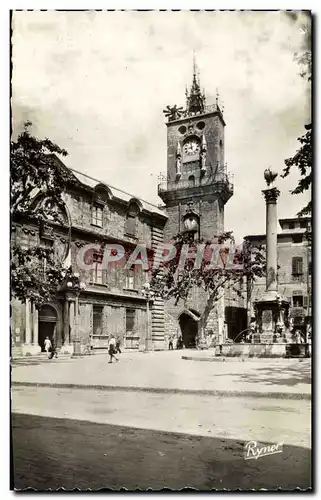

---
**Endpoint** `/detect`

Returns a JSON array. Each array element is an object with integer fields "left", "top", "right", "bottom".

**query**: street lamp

[
  {"left": 141, "top": 282, "right": 155, "bottom": 351},
  {"left": 66, "top": 272, "right": 86, "bottom": 356}
]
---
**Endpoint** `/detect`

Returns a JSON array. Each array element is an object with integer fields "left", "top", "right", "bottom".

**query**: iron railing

[{"left": 158, "top": 172, "right": 234, "bottom": 194}]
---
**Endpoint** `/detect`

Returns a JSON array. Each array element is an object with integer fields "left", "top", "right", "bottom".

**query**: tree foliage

[
  {"left": 281, "top": 43, "right": 312, "bottom": 217},
  {"left": 149, "top": 231, "right": 265, "bottom": 342},
  {"left": 282, "top": 123, "right": 312, "bottom": 216},
  {"left": 11, "top": 122, "right": 72, "bottom": 305}
]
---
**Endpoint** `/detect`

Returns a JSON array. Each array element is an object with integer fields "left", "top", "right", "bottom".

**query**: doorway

[
  {"left": 179, "top": 312, "right": 198, "bottom": 348},
  {"left": 38, "top": 305, "right": 57, "bottom": 352}
]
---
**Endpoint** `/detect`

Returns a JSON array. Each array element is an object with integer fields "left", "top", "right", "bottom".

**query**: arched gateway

[
  {"left": 38, "top": 305, "right": 58, "bottom": 352},
  {"left": 179, "top": 309, "right": 200, "bottom": 348}
]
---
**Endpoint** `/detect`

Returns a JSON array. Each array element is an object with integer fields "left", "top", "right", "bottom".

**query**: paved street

[
  {"left": 12, "top": 386, "right": 311, "bottom": 448},
  {"left": 11, "top": 351, "right": 312, "bottom": 490},
  {"left": 12, "top": 387, "right": 311, "bottom": 490},
  {"left": 12, "top": 350, "right": 311, "bottom": 398}
]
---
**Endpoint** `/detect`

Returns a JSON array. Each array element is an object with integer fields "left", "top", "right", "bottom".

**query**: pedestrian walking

[
  {"left": 108, "top": 335, "right": 119, "bottom": 363},
  {"left": 44, "top": 336, "right": 52, "bottom": 355},
  {"left": 168, "top": 334, "right": 173, "bottom": 350},
  {"left": 49, "top": 342, "right": 58, "bottom": 359},
  {"left": 177, "top": 335, "right": 183, "bottom": 350},
  {"left": 115, "top": 337, "right": 122, "bottom": 354}
]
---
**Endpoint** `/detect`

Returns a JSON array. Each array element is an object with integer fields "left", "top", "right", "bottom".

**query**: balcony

[
  {"left": 157, "top": 172, "right": 234, "bottom": 204},
  {"left": 158, "top": 172, "right": 233, "bottom": 194}
]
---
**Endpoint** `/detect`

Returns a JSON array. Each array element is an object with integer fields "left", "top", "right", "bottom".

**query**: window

[
  {"left": 125, "top": 214, "right": 136, "bottom": 236},
  {"left": 308, "top": 261, "right": 312, "bottom": 275},
  {"left": 91, "top": 261, "right": 103, "bottom": 284},
  {"left": 125, "top": 201, "right": 140, "bottom": 237},
  {"left": 40, "top": 238, "right": 54, "bottom": 249},
  {"left": 300, "top": 221, "right": 307, "bottom": 229},
  {"left": 126, "top": 308, "right": 136, "bottom": 333},
  {"left": 288, "top": 222, "right": 295, "bottom": 229},
  {"left": 93, "top": 305, "right": 103, "bottom": 336},
  {"left": 292, "top": 234, "right": 303, "bottom": 244},
  {"left": 293, "top": 295, "right": 303, "bottom": 307},
  {"left": 125, "top": 268, "right": 135, "bottom": 289},
  {"left": 188, "top": 175, "right": 195, "bottom": 187},
  {"left": 40, "top": 238, "right": 54, "bottom": 279},
  {"left": 292, "top": 257, "right": 303, "bottom": 275},
  {"left": 92, "top": 204, "right": 103, "bottom": 227}
]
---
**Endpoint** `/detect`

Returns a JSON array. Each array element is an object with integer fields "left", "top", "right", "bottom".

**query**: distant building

[
  {"left": 11, "top": 160, "right": 167, "bottom": 356},
  {"left": 242, "top": 216, "right": 312, "bottom": 338}
]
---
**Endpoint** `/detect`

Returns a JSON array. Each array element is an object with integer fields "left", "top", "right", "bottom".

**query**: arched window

[{"left": 188, "top": 175, "right": 195, "bottom": 187}]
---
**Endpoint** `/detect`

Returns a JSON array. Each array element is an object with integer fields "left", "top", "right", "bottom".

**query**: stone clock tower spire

[
  {"left": 159, "top": 63, "right": 233, "bottom": 242},
  {"left": 157, "top": 62, "right": 234, "bottom": 349}
]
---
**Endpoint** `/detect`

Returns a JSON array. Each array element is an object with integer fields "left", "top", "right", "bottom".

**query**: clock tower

[
  {"left": 158, "top": 64, "right": 233, "bottom": 242},
  {"left": 157, "top": 62, "right": 234, "bottom": 348}
]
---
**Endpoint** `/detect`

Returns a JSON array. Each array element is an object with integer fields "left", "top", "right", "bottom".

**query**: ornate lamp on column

[
  {"left": 66, "top": 272, "right": 86, "bottom": 356},
  {"left": 141, "top": 282, "right": 155, "bottom": 352}
]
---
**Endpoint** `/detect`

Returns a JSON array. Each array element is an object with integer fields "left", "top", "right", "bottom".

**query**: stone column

[
  {"left": 69, "top": 301, "right": 75, "bottom": 342},
  {"left": 22, "top": 298, "right": 41, "bottom": 355},
  {"left": 263, "top": 187, "right": 280, "bottom": 293},
  {"left": 25, "top": 299, "right": 31, "bottom": 345},
  {"left": 32, "top": 307, "right": 39, "bottom": 347},
  {"left": 254, "top": 178, "right": 289, "bottom": 347},
  {"left": 63, "top": 299, "right": 69, "bottom": 345}
]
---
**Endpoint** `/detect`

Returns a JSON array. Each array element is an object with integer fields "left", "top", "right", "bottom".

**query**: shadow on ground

[
  {"left": 12, "top": 413, "right": 311, "bottom": 491},
  {"left": 211, "top": 362, "right": 311, "bottom": 387},
  {"left": 237, "top": 363, "right": 311, "bottom": 387}
]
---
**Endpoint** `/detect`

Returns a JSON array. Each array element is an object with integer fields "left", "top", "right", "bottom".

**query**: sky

[{"left": 11, "top": 10, "right": 311, "bottom": 242}]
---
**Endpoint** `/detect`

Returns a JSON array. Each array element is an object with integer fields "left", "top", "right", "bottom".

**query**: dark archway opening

[
  {"left": 179, "top": 312, "right": 199, "bottom": 348},
  {"left": 225, "top": 306, "right": 247, "bottom": 342},
  {"left": 38, "top": 305, "right": 57, "bottom": 352}
]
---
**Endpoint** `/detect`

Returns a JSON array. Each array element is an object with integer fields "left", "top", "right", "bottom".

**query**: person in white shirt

[
  {"left": 108, "top": 335, "right": 119, "bottom": 363},
  {"left": 44, "top": 337, "right": 51, "bottom": 354}
]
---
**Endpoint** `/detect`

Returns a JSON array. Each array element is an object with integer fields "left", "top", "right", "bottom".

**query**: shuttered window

[
  {"left": 292, "top": 257, "right": 303, "bottom": 275},
  {"left": 93, "top": 306, "right": 103, "bottom": 336},
  {"left": 125, "top": 215, "right": 136, "bottom": 236},
  {"left": 126, "top": 308, "right": 136, "bottom": 333}
]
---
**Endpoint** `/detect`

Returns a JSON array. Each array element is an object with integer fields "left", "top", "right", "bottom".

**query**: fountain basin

[{"left": 218, "top": 343, "right": 308, "bottom": 358}]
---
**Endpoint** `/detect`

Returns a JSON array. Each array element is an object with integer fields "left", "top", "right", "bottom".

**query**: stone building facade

[
  {"left": 11, "top": 161, "right": 167, "bottom": 355},
  {"left": 158, "top": 67, "right": 234, "bottom": 347},
  {"left": 243, "top": 216, "right": 312, "bottom": 337}
]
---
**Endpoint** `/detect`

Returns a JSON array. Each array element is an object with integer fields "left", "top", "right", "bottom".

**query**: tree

[
  {"left": 11, "top": 122, "right": 74, "bottom": 305},
  {"left": 281, "top": 30, "right": 312, "bottom": 217},
  {"left": 149, "top": 231, "right": 265, "bottom": 345}
]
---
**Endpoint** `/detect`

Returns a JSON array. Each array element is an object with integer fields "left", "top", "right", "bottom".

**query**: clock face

[{"left": 184, "top": 139, "right": 200, "bottom": 156}]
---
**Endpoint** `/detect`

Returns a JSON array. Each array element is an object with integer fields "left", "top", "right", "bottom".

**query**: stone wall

[{"left": 63, "top": 191, "right": 153, "bottom": 247}]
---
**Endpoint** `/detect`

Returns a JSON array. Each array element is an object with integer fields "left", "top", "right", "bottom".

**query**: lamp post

[
  {"left": 66, "top": 272, "right": 86, "bottom": 356},
  {"left": 141, "top": 282, "right": 154, "bottom": 352}
]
